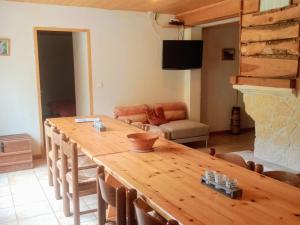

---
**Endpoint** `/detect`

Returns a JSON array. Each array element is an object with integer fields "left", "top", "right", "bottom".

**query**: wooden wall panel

[
  {"left": 241, "top": 39, "right": 299, "bottom": 56},
  {"left": 230, "top": 76, "right": 297, "bottom": 88},
  {"left": 241, "top": 23, "right": 299, "bottom": 43},
  {"left": 176, "top": 0, "right": 240, "bottom": 26},
  {"left": 237, "top": 0, "right": 300, "bottom": 88},
  {"left": 241, "top": 57, "right": 299, "bottom": 77},
  {"left": 243, "top": 0, "right": 260, "bottom": 14},
  {"left": 242, "top": 4, "right": 300, "bottom": 27}
]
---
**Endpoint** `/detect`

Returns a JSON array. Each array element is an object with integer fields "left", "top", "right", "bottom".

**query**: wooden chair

[
  {"left": 44, "top": 121, "right": 54, "bottom": 187},
  {"left": 97, "top": 165, "right": 127, "bottom": 225},
  {"left": 210, "top": 148, "right": 263, "bottom": 173},
  {"left": 51, "top": 126, "right": 63, "bottom": 200},
  {"left": 60, "top": 134, "right": 98, "bottom": 225},
  {"left": 133, "top": 198, "right": 179, "bottom": 225},
  {"left": 263, "top": 171, "right": 300, "bottom": 188}
]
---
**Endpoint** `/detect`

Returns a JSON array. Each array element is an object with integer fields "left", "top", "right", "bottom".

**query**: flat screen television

[{"left": 162, "top": 40, "right": 203, "bottom": 70}]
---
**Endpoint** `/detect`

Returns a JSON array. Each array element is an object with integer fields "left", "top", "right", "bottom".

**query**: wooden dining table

[{"left": 47, "top": 116, "right": 300, "bottom": 225}]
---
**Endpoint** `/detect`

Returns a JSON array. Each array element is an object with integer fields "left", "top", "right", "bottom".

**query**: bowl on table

[{"left": 127, "top": 132, "right": 159, "bottom": 153}]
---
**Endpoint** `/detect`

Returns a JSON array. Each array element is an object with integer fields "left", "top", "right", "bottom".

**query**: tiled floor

[
  {"left": 190, "top": 130, "right": 255, "bottom": 154},
  {"left": 0, "top": 131, "right": 254, "bottom": 225},
  {"left": 0, "top": 159, "right": 98, "bottom": 225}
]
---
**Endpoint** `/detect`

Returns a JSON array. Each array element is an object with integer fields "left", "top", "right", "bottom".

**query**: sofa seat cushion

[{"left": 159, "top": 120, "right": 209, "bottom": 140}]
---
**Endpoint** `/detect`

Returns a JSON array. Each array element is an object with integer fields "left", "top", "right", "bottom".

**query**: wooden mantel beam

[{"left": 176, "top": 0, "right": 241, "bottom": 26}]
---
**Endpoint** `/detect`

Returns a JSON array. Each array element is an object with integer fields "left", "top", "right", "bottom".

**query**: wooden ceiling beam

[{"left": 176, "top": 0, "right": 241, "bottom": 26}]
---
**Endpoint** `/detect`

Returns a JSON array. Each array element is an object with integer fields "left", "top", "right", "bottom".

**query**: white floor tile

[
  {"left": 55, "top": 210, "right": 96, "bottom": 225},
  {"left": 15, "top": 201, "right": 53, "bottom": 220},
  {"left": 81, "top": 219, "right": 98, "bottom": 225},
  {"left": 0, "top": 160, "right": 100, "bottom": 225},
  {"left": 12, "top": 192, "right": 47, "bottom": 206},
  {"left": 7, "top": 169, "right": 34, "bottom": 178},
  {"left": 0, "top": 220, "right": 18, "bottom": 225},
  {"left": 81, "top": 194, "right": 97, "bottom": 205},
  {"left": 9, "top": 174, "right": 38, "bottom": 186},
  {"left": 0, "top": 207, "right": 17, "bottom": 224},
  {"left": 18, "top": 213, "right": 59, "bottom": 225},
  {"left": 0, "top": 175, "right": 8, "bottom": 187},
  {"left": 0, "top": 196, "right": 14, "bottom": 209},
  {"left": 0, "top": 186, "right": 10, "bottom": 197}
]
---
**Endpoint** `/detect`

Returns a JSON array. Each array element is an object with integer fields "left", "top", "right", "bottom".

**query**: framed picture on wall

[
  {"left": 222, "top": 48, "right": 235, "bottom": 60},
  {"left": 0, "top": 38, "right": 10, "bottom": 56}
]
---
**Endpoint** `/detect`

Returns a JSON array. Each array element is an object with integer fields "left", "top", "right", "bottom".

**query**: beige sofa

[{"left": 114, "top": 102, "right": 209, "bottom": 145}]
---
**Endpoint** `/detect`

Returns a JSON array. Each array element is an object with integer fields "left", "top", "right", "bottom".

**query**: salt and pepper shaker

[
  {"left": 93, "top": 120, "right": 106, "bottom": 132},
  {"left": 204, "top": 169, "right": 238, "bottom": 190}
]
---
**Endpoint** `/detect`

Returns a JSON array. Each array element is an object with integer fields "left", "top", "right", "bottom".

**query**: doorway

[
  {"left": 200, "top": 23, "right": 254, "bottom": 133},
  {"left": 34, "top": 27, "right": 94, "bottom": 156},
  {"left": 38, "top": 31, "right": 76, "bottom": 120}
]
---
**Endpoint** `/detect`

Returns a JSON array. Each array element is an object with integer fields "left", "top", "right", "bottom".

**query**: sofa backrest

[
  {"left": 154, "top": 102, "right": 187, "bottom": 121},
  {"left": 114, "top": 104, "right": 149, "bottom": 123},
  {"left": 114, "top": 102, "right": 187, "bottom": 124}
]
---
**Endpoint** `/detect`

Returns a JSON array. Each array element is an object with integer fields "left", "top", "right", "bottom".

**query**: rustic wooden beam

[
  {"left": 241, "top": 56, "right": 299, "bottom": 77},
  {"left": 241, "top": 22, "right": 300, "bottom": 43},
  {"left": 241, "top": 39, "right": 300, "bottom": 56},
  {"left": 242, "top": 4, "right": 300, "bottom": 27},
  {"left": 243, "top": 0, "right": 260, "bottom": 14},
  {"left": 176, "top": 0, "right": 240, "bottom": 26},
  {"left": 230, "top": 76, "right": 297, "bottom": 88}
]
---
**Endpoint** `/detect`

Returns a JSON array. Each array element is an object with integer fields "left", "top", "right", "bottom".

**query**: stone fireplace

[{"left": 234, "top": 85, "right": 300, "bottom": 171}]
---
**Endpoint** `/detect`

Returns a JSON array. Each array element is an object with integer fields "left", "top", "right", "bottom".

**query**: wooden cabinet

[{"left": 0, "top": 134, "right": 33, "bottom": 173}]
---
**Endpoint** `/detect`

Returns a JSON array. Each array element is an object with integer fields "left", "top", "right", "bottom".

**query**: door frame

[{"left": 33, "top": 27, "right": 94, "bottom": 157}]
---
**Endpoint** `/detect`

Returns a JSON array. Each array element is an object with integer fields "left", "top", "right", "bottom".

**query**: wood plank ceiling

[{"left": 11, "top": 0, "right": 225, "bottom": 15}]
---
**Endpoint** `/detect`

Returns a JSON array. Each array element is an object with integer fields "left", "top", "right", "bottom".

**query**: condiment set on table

[
  {"left": 201, "top": 169, "right": 242, "bottom": 199},
  {"left": 74, "top": 117, "right": 106, "bottom": 132}
]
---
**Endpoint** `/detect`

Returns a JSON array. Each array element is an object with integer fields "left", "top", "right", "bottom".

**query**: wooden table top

[
  {"left": 94, "top": 147, "right": 300, "bottom": 225},
  {"left": 46, "top": 116, "right": 175, "bottom": 158},
  {"left": 48, "top": 116, "right": 300, "bottom": 225}
]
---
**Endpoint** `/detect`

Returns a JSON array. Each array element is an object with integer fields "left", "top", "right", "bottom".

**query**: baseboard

[{"left": 210, "top": 127, "right": 255, "bottom": 135}]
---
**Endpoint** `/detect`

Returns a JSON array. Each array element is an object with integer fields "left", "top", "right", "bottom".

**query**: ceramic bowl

[{"left": 127, "top": 132, "right": 159, "bottom": 153}]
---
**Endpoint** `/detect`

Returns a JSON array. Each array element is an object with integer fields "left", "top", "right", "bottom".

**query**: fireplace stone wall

[{"left": 238, "top": 87, "right": 300, "bottom": 171}]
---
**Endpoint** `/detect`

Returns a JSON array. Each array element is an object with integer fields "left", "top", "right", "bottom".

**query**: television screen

[{"left": 162, "top": 40, "right": 203, "bottom": 70}]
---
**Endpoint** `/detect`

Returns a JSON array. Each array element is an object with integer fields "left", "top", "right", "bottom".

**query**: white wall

[
  {"left": 72, "top": 32, "right": 90, "bottom": 116},
  {"left": 260, "top": 0, "right": 290, "bottom": 11},
  {"left": 0, "top": 1, "right": 185, "bottom": 155},
  {"left": 183, "top": 27, "right": 202, "bottom": 122}
]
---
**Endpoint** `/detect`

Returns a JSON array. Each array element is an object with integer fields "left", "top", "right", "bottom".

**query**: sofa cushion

[
  {"left": 146, "top": 107, "right": 168, "bottom": 126},
  {"left": 154, "top": 102, "right": 186, "bottom": 121},
  {"left": 114, "top": 104, "right": 149, "bottom": 123},
  {"left": 159, "top": 120, "right": 209, "bottom": 140}
]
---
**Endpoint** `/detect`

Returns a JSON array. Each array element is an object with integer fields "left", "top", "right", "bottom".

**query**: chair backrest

[
  {"left": 263, "top": 171, "right": 300, "bottom": 188},
  {"left": 210, "top": 149, "right": 259, "bottom": 172},
  {"left": 216, "top": 153, "right": 255, "bottom": 170},
  {"left": 133, "top": 198, "right": 179, "bottom": 225},
  {"left": 51, "top": 126, "right": 62, "bottom": 161},
  {"left": 44, "top": 121, "right": 52, "bottom": 138},
  {"left": 97, "top": 166, "right": 126, "bottom": 225},
  {"left": 60, "top": 134, "right": 79, "bottom": 184},
  {"left": 134, "top": 198, "right": 165, "bottom": 225},
  {"left": 44, "top": 121, "right": 52, "bottom": 153}
]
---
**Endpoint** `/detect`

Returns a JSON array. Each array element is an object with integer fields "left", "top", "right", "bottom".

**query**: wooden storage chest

[{"left": 0, "top": 134, "right": 33, "bottom": 173}]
